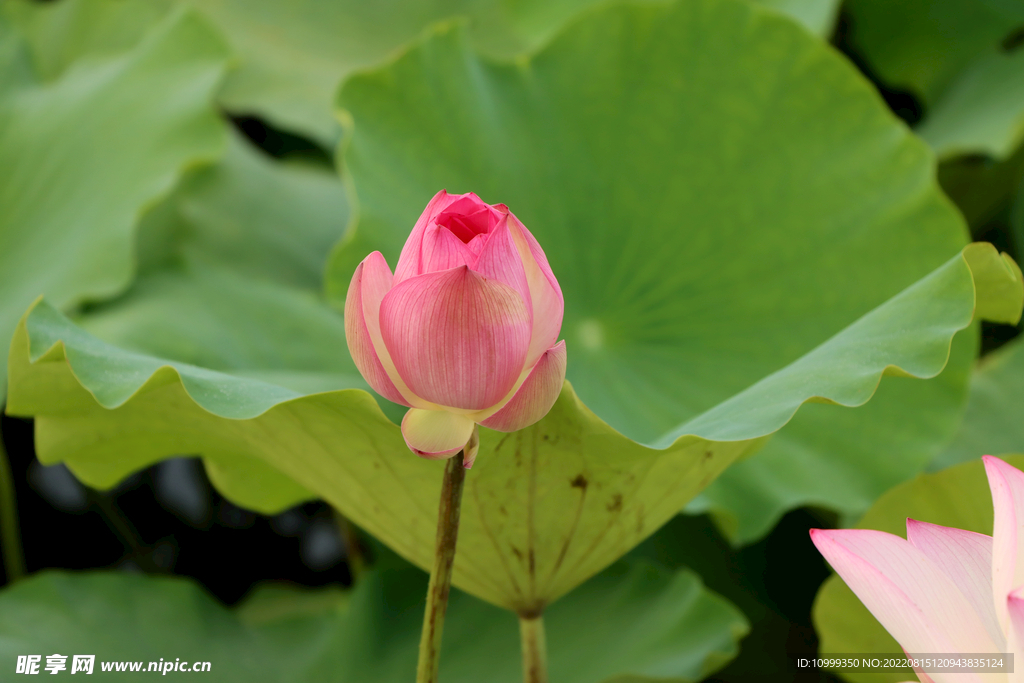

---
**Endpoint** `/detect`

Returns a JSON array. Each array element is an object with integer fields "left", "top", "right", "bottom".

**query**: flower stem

[
  {"left": 519, "top": 614, "right": 549, "bottom": 683},
  {"left": 0, "top": 432, "right": 26, "bottom": 583},
  {"left": 416, "top": 448, "right": 467, "bottom": 683}
]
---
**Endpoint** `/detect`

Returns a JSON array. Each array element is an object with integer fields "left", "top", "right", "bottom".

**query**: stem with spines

[{"left": 416, "top": 447, "right": 467, "bottom": 683}]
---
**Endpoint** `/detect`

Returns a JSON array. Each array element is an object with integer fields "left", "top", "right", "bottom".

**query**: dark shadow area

[
  {"left": 230, "top": 115, "right": 334, "bottom": 167},
  {"left": 1, "top": 413, "right": 357, "bottom": 604},
  {"left": 831, "top": 7, "right": 925, "bottom": 126}
]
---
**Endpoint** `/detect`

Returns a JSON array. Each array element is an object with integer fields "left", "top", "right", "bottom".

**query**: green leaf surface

[
  {"left": 69, "top": 132, "right": 380, "bottom": 503},
  {"left": 689, "top": 327, "right": 977, "bottom": 543},
  {"left": 0, "top": 6, "right": 229, "bottom": 397},
  {"left": 917, "top": 47, "right": 1024, "bottom": 160},
  {"left": 146, "top": 0, "right": 835, "bottom": 143},
  {"left": 7, "top": 0, "right": 1024, "bottom": 609},
  {"left": 0, "top": 559, "right": 747, "bottom": 682},
  {"left": 5, "top": 298, "right": 756, "bottom": 607},
  {"left": 932, "top": 336, "right": 1024, "bottom": 470},
  {"left": 812, "top": 455, "right": 1024, "bottom": 683},
  {"left": 171, "top": 0, "right": 618, "bottom": 142},
  {"left": 757, "top": 0, "right": 839, "bottom": 36},
  {"left": 628, "top": 512, "right": 820, "bottom": 681},
  {"left": 6, "top": 239, "right": 1020, "bottom": 609},
  {"left": 328, "top": 0, "right": 1018, "bottom": 540},
  {"left": 845, "top": 0, "right": 1024, "bottom": 159},
  {"left": 1, "top": 0, "right": 173, "bottom": 81},
  {"left": 330, "top": 0, "right": 975, "bottom": 445},
  {"left": 76, "top": 131, "right": 365, "bottom": 401},
  {"left": 844, "top": 0, "right": 1023, "bottom": 105},
  {"left": 0, "top": 0, "right": 866, "bottom": 156}
]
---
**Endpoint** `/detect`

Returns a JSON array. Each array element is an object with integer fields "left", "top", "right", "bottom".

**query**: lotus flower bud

[{"left": 345, "top": 190, "right": 566, "bottom": 467}]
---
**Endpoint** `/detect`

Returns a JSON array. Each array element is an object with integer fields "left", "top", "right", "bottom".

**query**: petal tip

[
  {"left": 809, "top": 527, "right": 832, "bottom": 542},
  {"left": 410, "top": 446, "right": 464, "bottom": 459}
]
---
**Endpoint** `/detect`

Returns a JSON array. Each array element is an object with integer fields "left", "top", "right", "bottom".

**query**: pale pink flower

[
  {"left": 811, "top": 455, "right": 1024, "bottom": 683},
  {"left": 345, "top": 190, "right": 566, "bottom": 467}
]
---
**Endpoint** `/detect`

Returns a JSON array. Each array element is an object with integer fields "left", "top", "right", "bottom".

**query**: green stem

[
  {"left": 0, "top": 431, "right": 26, "bottom": 583},
  {"left": 519, "top": 614, "right": 549, "bottom": 683},
  {"left": 416, "top": 448, "right": 467, "bottom": 683}
]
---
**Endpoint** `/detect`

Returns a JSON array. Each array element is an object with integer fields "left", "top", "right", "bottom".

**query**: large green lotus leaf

[
  {"left": 304, "top": 557, "right": 748, "bottom": 682},
  {"left": 76, "top": 131, "right": 361, "bottom": 398},
  {"left": 0, "top": 0, "right": 851, "bottom": 151},
  {"left": 328, "top": 1, "right": 977, "bottom": 446},
  {"left": 812, "top": 454, "right": 1024, "bottom": 683},
  {"left": 184, "top": 0, "right": 484, "bottom": 143},
  {"left": 119, "top": 0, "right": 834, "bottom": 143},
  {"left": 689, "top": 327, "right": 977, "bottom": 543},
  {"left": 2, "top": 0, "right": 601, "bottom": 143},
  {"left": 71, "top": 132, "right": 367, "bottom": 505},
  {"left": 326, "top": 0, "right": 1016, "bottom": 539},
  {"left": 0, "top": 6, "right": 229, "bottom": 397},
  {"left": 1, "top": 0, "right": 173, "bottom": 81},
  {"left": 0, "top": 559, "right": 746, "bottom": 682},
  {"left": 5, "top": 238, "right": 1021, "bottom": 610},
  {"left": 916, "top": 47, "right": 1024, "bottom": 160},
  {"left": 931, "top": 336, "right": 1024, "bottom": 471}
]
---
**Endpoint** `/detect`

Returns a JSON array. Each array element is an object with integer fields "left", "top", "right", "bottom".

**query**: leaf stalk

[
  {"left": 0, "top": 429, "right": 26, "bottom": 583},
  {"left": 416, "top": 447, "right": 467, "bottom": 683},
  {"left": 519, "top": 614, "right": 549, "bottom": 683}
]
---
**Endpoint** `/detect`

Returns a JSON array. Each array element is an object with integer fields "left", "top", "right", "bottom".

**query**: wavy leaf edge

[{"left": 8, "top": 243, "right": 1021, "bottom": 453}]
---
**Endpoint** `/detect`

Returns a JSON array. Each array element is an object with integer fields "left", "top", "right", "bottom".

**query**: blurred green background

[{"left": 1, "top": 0, "right": 1023, "bottom": 681}]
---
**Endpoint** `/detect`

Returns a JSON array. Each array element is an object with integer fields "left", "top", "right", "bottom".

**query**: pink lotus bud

[
  {"left": 345, "top": 190, "right": 566, "bottom": 463},
  {"left": 810, "top": 456, "right": 1024, "bottom": 682}
]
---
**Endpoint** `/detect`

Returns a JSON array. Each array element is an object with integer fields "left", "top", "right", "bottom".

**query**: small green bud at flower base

[{"left": 345, "top": 190, "right": 566, "bottom": 467}]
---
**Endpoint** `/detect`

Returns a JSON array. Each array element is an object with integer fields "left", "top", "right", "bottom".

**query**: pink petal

[
  {"left": 394, "top": 190, "right": 461, "bottom": 283},
  {"left": 906, "top": 519, "right": 1004, "bottom": 650},
  {"left": 394, "top": 191, "right": 501, "bottom": 283},
  {"left": 435, "top": 199, "right": 501, "bottom": 241},
  {"left": 471, "top": 215, "right": 532, "bottom": 320},
  {"left": 344, "top": 253, "right": 410, "bottom": 406},
  {"left": 1007, "top": 588, "right": 1024, "bottom": 671},
  {"left": 420, "top": 223, "right": 473, "bottom": 273},
  {"left": 379, "top": 266, "right": 531, "bottom": 410},
  {"left": 401, "top": 408, "right": 476, "bottom": 458},
  {"left": 506, "top": 212, "right": 563, "bottom": 368},
  {"left": 463, "top": 425, "right": 480, "bottom": 469},
  {"left": 810, "top": 529, "right": 999, "bottom": 658},
  {"left": 983, "top": 455, "right": 1024, "bottom": 633},
  {"left": 480, "top": 341, "right": 566, "bottom": 432}
]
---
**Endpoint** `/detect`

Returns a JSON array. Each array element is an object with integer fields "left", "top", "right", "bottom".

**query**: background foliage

[{"left": 1, "top": 0, "right": 1023, "bottom": 681}]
